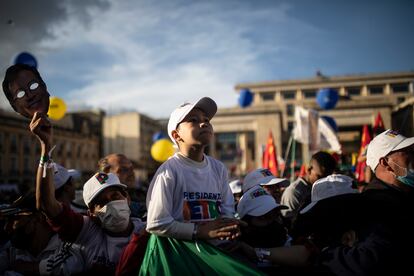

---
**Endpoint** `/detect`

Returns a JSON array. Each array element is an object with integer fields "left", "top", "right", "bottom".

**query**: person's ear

[
  {"left": 379, "top": 157, "right": 393, "bottom": 171},
  {"left": 171, "top": 130, "right": 181, "bottom": 144}
]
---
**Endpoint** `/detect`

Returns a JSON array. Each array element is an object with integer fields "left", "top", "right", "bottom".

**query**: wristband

[{"left": 39, "top": 145, "right": 56, "bottom": 178}]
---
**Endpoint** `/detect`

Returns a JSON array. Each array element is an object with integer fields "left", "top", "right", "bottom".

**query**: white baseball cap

[
  {"left": 243, "top": 168, "right": 283, "bottom": 193},
  {"left": 237, "top": 186, "right": 287, "bottom": 218},
  {"left": 366, "top": 129, "right": 414, "bottom": 172},
  {"left": 82, "top": 172, "right": 127, "bottom": 208},
  {"left": 53, "top": 164, "right": 78, "bottom": 190},
  {"left": 300, "top": 174, "right": 358, "bottom": 214},
  {"left": 229, "top": 179, "right": 242, "bottom": 194},
  {"left": 167, "top": 97, "right": 217, "bottom": 145}
]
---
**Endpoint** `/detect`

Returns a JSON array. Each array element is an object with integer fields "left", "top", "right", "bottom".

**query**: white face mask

[{"left": 96, "top": 199, "right": 131, "bottom": 233}]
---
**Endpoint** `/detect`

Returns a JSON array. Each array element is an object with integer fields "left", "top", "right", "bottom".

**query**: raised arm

[{"left": 30, "top": 112, "right": 62, "bottom": 217}]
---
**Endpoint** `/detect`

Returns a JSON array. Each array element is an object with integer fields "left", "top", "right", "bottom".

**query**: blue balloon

[
  {"left": 238, "top": 89, "right": 253, "bottom": 108},
  {"left": 14, "top": 52, "right": 38, "bottom": 68},
  {"left": 316, "top": 88, "right": 338, "bottom": 110},
  {"left": 152, "top": 131, "right": 166, "bottom": 142},
  {"left": 321, "top": 116, "right": 338, "bottom": 132}
]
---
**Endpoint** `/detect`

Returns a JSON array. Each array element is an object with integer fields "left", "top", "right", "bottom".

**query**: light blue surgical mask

[{"left": 390, "top": 160, "right": 414, "bottom": 188}]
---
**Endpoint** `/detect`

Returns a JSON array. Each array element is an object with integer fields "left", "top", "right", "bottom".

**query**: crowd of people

[{"left": 1, "top": 64, "right": 413, "bottom": 275}]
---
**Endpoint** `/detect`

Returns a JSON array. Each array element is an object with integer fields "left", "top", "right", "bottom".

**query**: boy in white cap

[
  {"left": 146, "top": 97, "right": 242, "bottom": 241},
  {"left": 243, "top": 168, "right": 289, "bottom": 203},
  {"left": 30, "top": 112, "right": 147, "bottom": 274},
  {"left": 237, "top": 186, "right": 289, "bottom": 248}
]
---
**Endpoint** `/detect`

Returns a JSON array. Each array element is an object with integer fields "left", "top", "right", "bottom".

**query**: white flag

[{"left": 293, "top": 106, "right": 341, "bottom": 153}]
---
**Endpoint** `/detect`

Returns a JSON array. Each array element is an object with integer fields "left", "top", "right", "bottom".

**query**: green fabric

[{"left": 139, "top": 235, "right": 264, "bottom": 276}]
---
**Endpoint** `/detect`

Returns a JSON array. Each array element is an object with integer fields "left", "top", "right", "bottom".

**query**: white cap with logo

[
  {"left": 243, "top": 168, "right": 287, "bottom": 193},
  {"left": 366, "top": 129, "right": 414, "bottom": 172},
  {"left": 82, "top": 172, "right": 127, "bottom": 208},
  {"left": 237, "top": 186, "right": 287, "bottom": 219},
  {"left": 300, "top": 174, "right": 358, "bottom": 214},
  {"left": 167, "top": 97, "right": 217, "bottom": 146}
]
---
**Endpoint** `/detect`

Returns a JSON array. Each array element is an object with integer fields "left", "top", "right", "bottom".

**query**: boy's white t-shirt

[{"left": 146, "top": 153, "right": 235, "bottom": 239}]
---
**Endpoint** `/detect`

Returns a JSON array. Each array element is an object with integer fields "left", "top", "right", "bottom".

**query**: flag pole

[
  {"left": 290, "top": 138, "right": 296, "bottom": 182},
  {"left": 281, "top": 134, "right": 293, "bottom": 177}
]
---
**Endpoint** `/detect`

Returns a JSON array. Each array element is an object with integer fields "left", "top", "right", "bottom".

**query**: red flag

[
  {"left": 373, "top": 112, "right": 385, "bottom": 134},
  {"left": 355, "top": 125, "right": 372, "bottom": 182},
  {"left": 262, "top": 131, "right": 279, "bottom": 176},
  {"left": 299, "top": 164, "right": 307, "bottom": 178}
]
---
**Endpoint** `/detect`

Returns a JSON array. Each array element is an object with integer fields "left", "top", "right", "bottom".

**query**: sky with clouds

[{"left": 1, "top": 0, "right": 413, "bottom": 118}]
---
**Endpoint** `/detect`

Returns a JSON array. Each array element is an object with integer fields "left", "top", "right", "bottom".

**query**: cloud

[
  {"left": 0, "top": 0, "right": 110, "bottom": 110},
  {"left": 47, "top": 1, "right": 323, "bottom": 118},
  {"left": 1, "top": 0, "right": 324, "bottom": 117}
]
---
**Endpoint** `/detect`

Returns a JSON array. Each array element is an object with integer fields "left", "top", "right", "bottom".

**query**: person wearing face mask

[
  {"left": 314, "top": 129, "right": 414, "bottom": 275},
  {"left": 30, "top": 112, "right": 148, "bottom": 274}
]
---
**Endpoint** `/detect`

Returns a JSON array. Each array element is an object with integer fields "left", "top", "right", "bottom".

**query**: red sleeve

[
  {"left": 115, "top": 231, "right": 150, "bottom": 276},
  {"left": 47, "top": 203, "right": 84, "bottom": 242}
]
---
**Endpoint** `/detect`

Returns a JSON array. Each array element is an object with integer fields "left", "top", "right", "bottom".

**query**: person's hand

[
  {"left": 29, "top": 112, "right": 52, "bottom": 147},
  {"left": 196, "top": 217, "right": 246, "bottom": 240}
]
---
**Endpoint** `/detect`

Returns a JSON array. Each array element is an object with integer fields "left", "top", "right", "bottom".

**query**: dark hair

[
  {"left": 311, "top": 151, "right": 337, "bottom": 176},
  {"left": 2, "top": 64, "right": 46, "bottom": 111}
]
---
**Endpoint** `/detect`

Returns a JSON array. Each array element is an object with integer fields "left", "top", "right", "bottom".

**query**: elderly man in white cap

[
  {"left": 315, "top": 129, "right": 414, "bottom": 275},
  {"left": 366, "top": 129, "right": 414, "bottom": 191}
]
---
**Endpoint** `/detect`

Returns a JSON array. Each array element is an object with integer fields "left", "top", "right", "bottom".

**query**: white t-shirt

[
  {"left": 146, "top": 153, "right": 235, "bottom": 240},
  {"left": 74, "top": 217, "right": 144, "bottom": 272}
]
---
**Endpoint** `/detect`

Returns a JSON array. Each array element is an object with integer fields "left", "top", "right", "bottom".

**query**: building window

[
  {"left": 303, "top": 89, "right": 317, "bottom": 98},
  {"left": 23, "top": 137, "right": 31, "bottom": 153},
  {"left": 0, "top": 132, "right": 4, "bottom": 152},
  {"left": 281, "top": 90, "right": 296, "bottom": 100},
  {"left": 215, "top": 133, "right": 238, "bottom": 162},
  {"left": 261, "top": 92, "right": 275, "bottom": 101},
  {"left": 369, "top": 86, "right": 383, "bottom": 95},
  {"left": 392, "top": 83, "right": 409, "bottom": 94},
  {"left": 66, "top": 143, "right": 72, "bottom": 158},
  {"left": 346, "top": 87, "right": 361, "bottom": 96},
  {"left": 10, "top": 134, "right": 17, "bottom": 153},
  {"left": 77, "top": 144, "right": 82, "bottom": 158},
  {"left": 23, "top": 157, "right": 31, "bottom": 174},
  {"left": 10, "top": 156, "right": 18, "bottom": 174},
  {"left": 287, "top": 104, "right": 294, "bottom": 116}
]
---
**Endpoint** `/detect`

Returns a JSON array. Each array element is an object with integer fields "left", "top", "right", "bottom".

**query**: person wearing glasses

[{"left": 2, "top": 63, "right": 50, "bottom": 119}]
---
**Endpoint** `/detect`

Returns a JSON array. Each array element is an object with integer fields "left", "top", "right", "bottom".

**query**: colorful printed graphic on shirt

[
  {"left": 182, "top": 192, "right": 222, "bottom": 221},
  {"left": 95, "top": 173, "right": 109, "bottom": 184}
]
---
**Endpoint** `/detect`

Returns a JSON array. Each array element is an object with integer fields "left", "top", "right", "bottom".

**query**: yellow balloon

[
  {"left": 151, "top": 139, "right": 175, "bottom": 162},
  {"left": 48, "top": 96, "right": 67, "bottom": 120}
]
